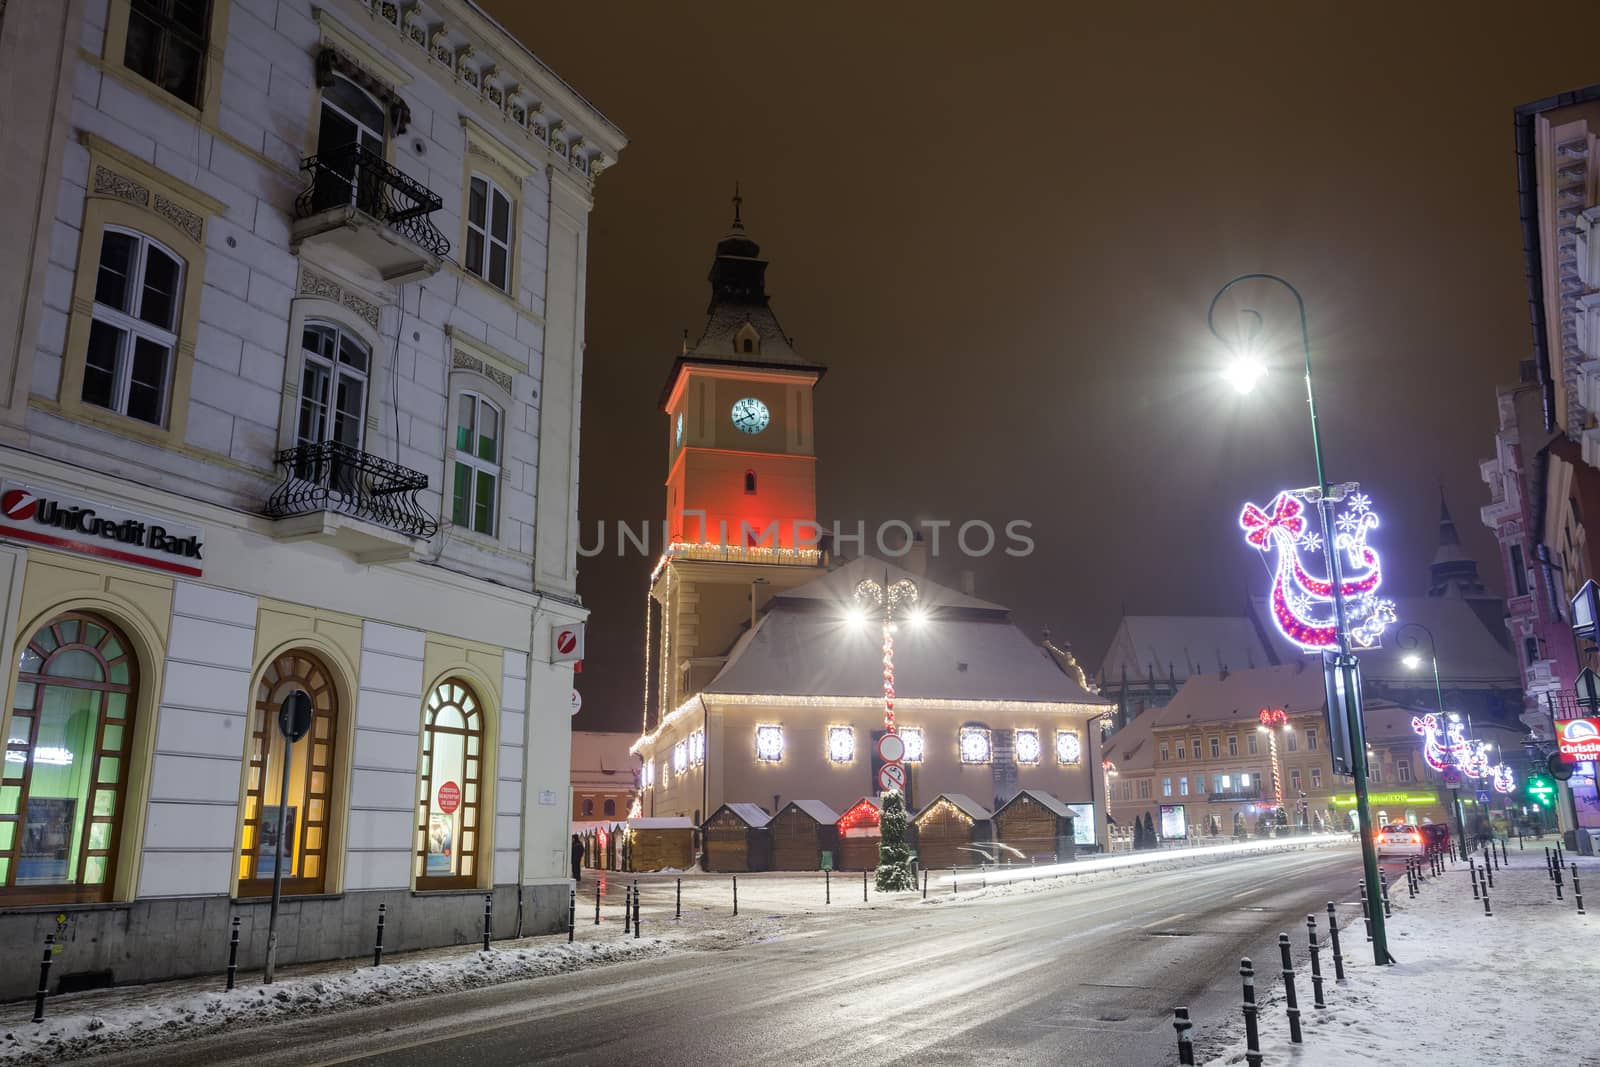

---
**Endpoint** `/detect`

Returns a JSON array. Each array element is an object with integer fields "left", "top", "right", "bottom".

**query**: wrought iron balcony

[
  {"left": 267, "top": 441, "right": 438, "bottom": 541},
  {"left": 292, "top": 143, "right": 448, "bottom": 280}
]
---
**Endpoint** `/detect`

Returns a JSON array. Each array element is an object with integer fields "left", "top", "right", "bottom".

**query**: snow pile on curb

[
  {"left": 1, "top": 937, "right": 665, "bottom": 1066},
  {"left": 1199, "top": 846, "right": 1597, "bottom": 1065}
]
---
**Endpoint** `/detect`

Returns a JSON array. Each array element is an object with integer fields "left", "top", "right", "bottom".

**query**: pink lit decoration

[
  {"left": 1239, "top": 490, "right": 1397, "bottom": 652},
  {"left": 883, "top": 624, "right": 896, "bottom": 727},
  {"left": 1259, "top": 707, "right": 1288, "bottom": 728},
  {"left": 1412, "top": 714, "right": 1516, "bottom": 790},
  {"left": 1493, "top": 763, "right": 1516, "bottom": 794}
]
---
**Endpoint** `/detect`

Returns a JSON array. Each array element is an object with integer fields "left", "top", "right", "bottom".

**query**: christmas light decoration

[
  {"left": 900, "top": 726, "right": 925, "bottom": 763},
  {"left": 1411, "top": 714, "right": 1517, "bottom": 790},
  {"left": 755, "top": 724, "right": 784, "bottom": 762},
  {"left": 1014, "top": 729, "right": 1041, "bottom": 764},
  {"left": 672, "top": 740, "right": 688, "bottom": 774},
  {"left": 838, "top": 798, "right": 881, "bottom": 833},
  {"left": 959, "top": 726, "right": 991, "bottom": 764},
  {"left": 853, "top": 575, "right": 919, "bottom": 732},
  {"left": 1492, "top": 763, "right": 1516, "bottom": 794},
  {"left": 665, "top": 542, "right": 822, "bottom": 567},
  {"left": 1258, "top": 707, "right": 1289, "bottom": 810},
  {"left": 1056, "top": 731, "right": 1081, "bottom": 765},
  {"left": 689, "top": 729, "right": 705, "bottom": 765},
  {"left": 827, "top": 725, "right": 855, "bottom": 763},
  {"left": 1239, "top": 489, "right": 1397, "bottom": 652},
  {"left": 918, "top": 797, "right": 974, "bottom": 828}
]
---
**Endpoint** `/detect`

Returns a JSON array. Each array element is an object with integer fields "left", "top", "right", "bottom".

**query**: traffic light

[{"left": 1524, "top": 775, "right": 1557, "bottom": 809}]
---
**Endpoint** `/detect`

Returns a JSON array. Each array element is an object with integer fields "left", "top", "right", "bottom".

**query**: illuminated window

[
  {"left": 238, "top": 651, "right": 339, "bottom": 897},
  {"left": 1014, "top": 729, "right": 1041, "bottom": 765},
  {"left": 672, "top": 740, "right": 688, "bottom": 774},
  {"left": 1240, "top": 772, "right": 1251, "bottom": 788},
  {"left": 1220, "top": 775, "right": 1232, "bottom": 790},
  {"left": 755, "top": 725, "right": 784, "bottom": 762},
  {"left": 2, "top": 614, "right": 138, "bottom": 904},
  {"left": 415, "top": 680, "right": 485, "bottom": 889},
  {"left": 959, "top": 727, "right": 992, "bottom": 764},
  {"left": 826, "top": 726, "right": 855, "bottom": 763},
  {"left": 900, "top": 727, "right": 925, "bottom": 763},
  {"left": 1179, "top": 777, "right": 1189, "bottom": 796},
  {"left": 1055, "top": 730, "right": 1081, "bottom": 765},
  {"left": 1162, "top": 777, "right": 1172, "bottom": 797},
  {"left": 642, "top": 761, "right": 655, "bottom": 788}
]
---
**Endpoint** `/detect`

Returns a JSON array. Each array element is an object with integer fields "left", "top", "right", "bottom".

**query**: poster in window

[
  {"left": 1159, "top": 804, "right": 1187, "bottom": 840},
  {"left": 427, "top": 812, "right": 455, "bottom": 875},
  {"left": 257, "top": 805, "right": 298, "bottom": 878},
  {"left": 18, "top": 797, "right": 76, "bottom": 883},
  {"left": 1065, "top": 803, "right": 1096, "bottom": 845}
]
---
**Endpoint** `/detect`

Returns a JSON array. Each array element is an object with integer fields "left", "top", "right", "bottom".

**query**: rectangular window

[
  {"left": 124, "top": 0, "right": 210, "bottom": 107},
  {"left": 1179, "top": 777, "right": 1189, "bottom": 796},
  {"left": 1227, "top": 736, "right": 1238, "bottom": 757},
  {"left": 84, "top": 229, "right": 182, "bottom": 426},
  {"left": 1311, "top": 767, "right": 1322, "bottom": 789},
  {"left": 1397, "top": 759, "right": 1412, "bottom": 784},
  {"left": 1159, "top": 742, "right": 1170, "bottom": 762},
  {"left": 1220, "top": 774, "right": 1232, "bottom": 790},
  {"left": 1368, "top": 762, "right": 1381, "bottom": 784},
  {"left": 1524, "top": 637, "right": 1540, "bottom": 667},
  {"left": 465, "top": 175, "right": 514, "bottom": 292},
  {"left": 1510, "top": 543, "right": 1528, "bottom": 596},
  {"left": 1290, "top": 769, "right": 1302, "bottom": 792},
  {"left": 1162, "top": 777, "right": 1172, "bottom": 797},
  {"left": 1121, "top": 781, "right": 1131, "bottom": 801},
  {"left": 1138, "top": 779, "right": 1151, "bottom": 800},
  {"left": 1285, "top": 731, "right": 1298, "bottom": 753},
  {"left": 451, "top": 392, "right": 501, "bottom": 535},
  {"left": 1306, "top": 728, "right": 1317, "bottom": 752},
  {"left": 1209, "top": 737, "right": 1220, "bottom": 759},
  {"left": 1248, "top": 734, "right": 1258, "bottom": 755},
  {"left": 1240, "top": 772, "right": 1251, "bottom": 788},
  {"left": 1175, "top": 740, "right": 1185, "bottom": 760}
]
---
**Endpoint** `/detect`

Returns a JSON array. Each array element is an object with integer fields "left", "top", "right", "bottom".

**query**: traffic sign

[
  {"left": 1441, "top": 766, "right": 1462, "bottom": 787},
  {"left": 1476, "top": 790, "right": 1491, "bottom": 805},
  {"left": 277, "top": 689, "right": 313, "bottom": 742},
  {"left": 570, "top": 688, "right": 583, "bottom": 716},
  {"left": 876, "top": 732, "right": 906, "bottom": 764},
  {"left": 877, "top": 762, "right": 906, "bottom": 793}
]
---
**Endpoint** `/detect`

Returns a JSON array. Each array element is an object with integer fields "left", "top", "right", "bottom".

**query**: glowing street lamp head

[
  {"left": 845, "top": 605, "right": 868, "bottom": 628},
  {"left": 1402, "top": 652, "right": 1422, "bottom": 671},
  {"left": 905, "top": 606, "right": 928, "bottom": 627},
  {"left": 1222, "top": 355, "right": 1266, "bottom": 395}
]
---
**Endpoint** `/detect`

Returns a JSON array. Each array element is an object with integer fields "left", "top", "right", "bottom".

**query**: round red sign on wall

[
  {"left": 556, "top": 630, "right": 578, "bottom": 655},
  {"left": 437, "top": 781, "right": 461, "bottom": 814}
]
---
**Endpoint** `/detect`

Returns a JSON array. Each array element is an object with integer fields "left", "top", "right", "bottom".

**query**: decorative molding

[
  {"left": 152, "top": 194, "right": 203, "bottom": 244},
  {"left": 461, "top": 116, "right": 536, "bottom": 181},
  {"left": 78, "top": 131, "right": 227, "bottom": 218},
  {"left": 343, "top": 292, "right": 381, "bottom": 330},
  {"left": 93, "top": 166, "right": 149, "bottom": 208},
  {"left": 312, "top": 6, "right": 413, "bottom": 87},
  {"left": 446, "top": 324, "right": 525, "bottom": 379},
  {"left": 297, "top": 267, "right": 382, "bottom": 330}
]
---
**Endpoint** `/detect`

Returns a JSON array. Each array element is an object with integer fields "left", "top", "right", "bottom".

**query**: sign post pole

[{"left": 264, "top": 690, "right": 313, "bottom": 985}]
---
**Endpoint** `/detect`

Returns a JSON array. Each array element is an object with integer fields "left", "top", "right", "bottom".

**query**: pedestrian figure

[{"left": 571, "top": 833, "right": 585, "bottom": 883}]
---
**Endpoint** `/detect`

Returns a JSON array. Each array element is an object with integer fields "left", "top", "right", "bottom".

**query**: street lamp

[
  {"left": 1209, "top": 273, "right": 1391, "bottom": 966},
  {"left": 1395, "top": 622, "right": 1469, "bottom": 852}
]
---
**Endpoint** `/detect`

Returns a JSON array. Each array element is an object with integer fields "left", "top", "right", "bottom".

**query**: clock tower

[{"left": 642, "top": 194, "right": 828, "bottom": 742}]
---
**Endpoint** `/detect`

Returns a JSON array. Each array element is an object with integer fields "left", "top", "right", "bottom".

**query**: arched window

[
  {"left": 84, "top": 228, "right": 184, "bottom": 426},
  {"left": 2, "top": 614, "right": 137, "bottom": 904},
  {"left": 416, "top": 680, "right": 485, "bottom": 888},
  {"left": 603, "top": 797, "right": 616, "bottom": 817},
  {"left": 452, "top": 393, "right": 501, "bottom": 535},
  {"left": 743, "top": 470, "right": 757, "bottom": 495},
  {"left": 312, "top": 74, "right": 386, "bottom": 214},
  {"left": 581, "top": 797, "right": 594, "bottom": 817},
  {"left": 239, "top": 652, "right": 339, "bottom": 896}
]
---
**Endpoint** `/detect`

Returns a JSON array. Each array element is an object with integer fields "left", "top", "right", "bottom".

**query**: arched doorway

[
  {"left": 415, "top": 679, "right": 485, "bottom": 889},
  {"left": 2, "top": 613, "right": 139, "bottom": 904},
  {"left": 238, "top": 651, "right": 339, "bottom": 896}
]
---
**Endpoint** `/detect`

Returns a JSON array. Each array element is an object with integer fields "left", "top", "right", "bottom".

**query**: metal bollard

[
  {"left": 568, "top": 888, "right": 576, "bottom": 943},
  {"left": 1379, "top": 870, "right": 1392, "bottom": 918},
  {"left": 1489, "top": 842, "right": 1499, "bottom": 872},
  {"left": 1499, "top": 837, "right": 1508, "bottom": 865},
  {"left": 1173, "top": 1006, "right": 1195, "bottom": 1065},
  {"left": 1482, "top": 882, "right": 1492, "bottom": 917},
  {"left": 1306, "top": 915, "right": 1325, "bottom": 1009},
  {"left": 633, "top": 884, "right": 641, "bottom": 939},
  {"left": 1483, "top": 848, "right": 1494, "bottom": 889},
  {"left": 1407, "top": 860, "right": 1416, "bottom": 899},
  {"left": 1572, "top": 865, "right": 1586, "bottom": 915},
  {"left": 825, "top": 868, "right": 830, "bottom": 905},
  {"left": 923, "top": 868, "right": 929, "bottom": 899},
  {"left": 1470, "top": 861, "right": 1480, "bottom": 900},
  {"left": 1240, "top": 957, "right": 1262, "bottom": 1067},
  {"left": 1518, "top": 831, "right": 1524, "bottom": 851},
  {"left": 374, "top": 902, "right": 387, "bottom": 967},
  {"left": 952, "top": 869, "right": 957, "bottom": 894},
  {"left": 676, "top": 877, "right": 682, "bottom": 921},
  {"left": 226, "top": 916, "right": 241, "bottom": 991},
  {"left": 732, "top": 876, "right": 738, "bottom": 917},
  {"left": 1326, "top": 902, "right": 1345, "bottom": 981},
  {"left": 595, "top": 882, "right": 602, "bottom": 926},
  {"left": 1555, "top": 865, "right": 1564, "bottom": 901},
  {"left": 624, "top": 884, "right": 632, "bottom": 932},
  {"left": 1546, "top": 847, "right": 1556, "bottom": 881},
  {"left": 1278, "top": 933, "right": 1302, "bottom": 1043},
  {"left": 863, "top": 869, "right": 868, "bottom": 903},
  {"left": 1359, "top": 880, "right": 1372, "bottom": 942},
  {"left": 482, "top": 893, "right": 493, "bottom": 952},
  {"left": 33, "top": 935, "right": 53, "bottom": 1023}
]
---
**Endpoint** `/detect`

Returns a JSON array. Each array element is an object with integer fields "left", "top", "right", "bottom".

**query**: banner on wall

[{"left": 0, "top": 478, "right": 204, "bottom": 576}]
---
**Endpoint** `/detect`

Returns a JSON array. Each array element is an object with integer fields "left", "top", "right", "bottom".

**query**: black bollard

[
  {"left": 374, "top": 902, "right": 387, "bottom": 966},
  {"left": 482, "top": 893, "right": 493, "bottom": 952},
  {"left": 1278, "top": 933, "right": 1302, "bottom": 1043},
  {"left": 1326, "top": 903, "right": 1345, "bottom": 981},
  {"left": 953, "top": 869, "right": 957, "bottom": 895},
  {"left": 1306, "top": 915, "right": 1325, "bottom": 1009},
  {"left": 595, "top": 882, "right": 601, "bottom": 926},
  {"left": 1173, "top": 1006, "right": 1195, "bottom": 1065},
  {"left": 1572, "top": 865, "right": 1586, "bottom": 915},
  {"left": 1470, "top": 861, "right": 1480, "bottom": 900},
  {"left": 1240, "top": 957, "right": 1262, "bottom": 1067},
  {"left": 1359, "top": 880, "right": 1372, "bottom": 942},
  {"left": 1499, "top": 837, "right": 1507, "bottom": 865},
  {"left": 733, "top": 876, "right": 738, "bottom": 917},
  {"left": 226, "top": 916, "right": 241, "bottom": 991},
  {"left": 676, "top": 877, "right": 682, "bottom": 921},
  {"left": 1407, "top": 860, "right": 1416, "bottom": 899},
  {"left": 1489, "top": 842, "right": 1499, "bottom": 872},
  {"left": 1518, "top": 830, "right": 1524, "bottom": 851},
  {"left": 1379, "top": 870, "right": 1392, "bottom": 918},
  {"left": 863, "top": 869, "right": 868, "bottom": 903},
  {"left": 624, "top": 884, "right": 632, "bottom": 932},
  {"left": 33, "top": 935, "right": 53, "bottom": 1023},
  {"left": 568, "top": 888, "right": 576, "bottom": 943},
  {"left": 1482, "top": 882, "right": 1492, "bottom": 917},
  {"left": 825, "top": 868, "right": 830, "bottom": 905},
  {"left": 1483, "top": 847, "right": 1494, "bottom": 889},
  {"left": 633, "top": 884, "right": 641, "bottom": 939},
  {"left": 923, "top": 868, "right": 929, "bottom": 899},
  {"left": 1555, "top": 864, "right": 1564, "bottom": 901},
  {"left": 1545, "top": 847, "right": 1554, "bottom": 881}
]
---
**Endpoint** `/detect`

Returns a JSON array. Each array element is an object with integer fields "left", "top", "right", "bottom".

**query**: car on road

[{"left": 1375, "top": 823, "right": 1425, "bottom": 858}]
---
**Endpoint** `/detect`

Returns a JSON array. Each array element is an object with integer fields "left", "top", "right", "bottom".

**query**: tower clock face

[
  {"left": 730, "top": 397, "right": 770, "bottom": 435},
  {"left": 675, "top": 412, "right": 684, "bottom": 446}
]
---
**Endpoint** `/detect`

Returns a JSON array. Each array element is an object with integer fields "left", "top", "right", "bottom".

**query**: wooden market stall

[
  {"left": 912, "top": 794, "right": 994, "bottom": 869},
  {"left": 626, "top": 816, "right": 695, "bottom": 872},
  {"left": 702, "top": 803, "right": 773, "bottom": 872},
  {"left": 769, "top": 800, "right": 841, "bottom": 870},
  {"left": 835, "top": 796, "right": 882, "bottom": 871},
  {"left": 992, "top": 789, "right": 1075, "bottom": 864}
]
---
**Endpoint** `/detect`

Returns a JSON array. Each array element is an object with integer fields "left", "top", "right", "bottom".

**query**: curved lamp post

[
  {"left": 1395, "top": 621, "right": 1470, "bottom": 851},
  {"left": 1209, "top": 273, "right": 1390, "bottom": 966}
]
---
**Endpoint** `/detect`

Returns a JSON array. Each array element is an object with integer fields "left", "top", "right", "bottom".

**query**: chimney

[
  {"left": 959, "top": 569, "right": 976, "bottom": 596},
  {"left": 904, "top": 532, "right": 928, "bottom": 577}
]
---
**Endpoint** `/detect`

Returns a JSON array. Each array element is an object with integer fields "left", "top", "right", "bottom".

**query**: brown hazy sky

[{"left": 483, "top": 1, "right": 1595, "bottom": 732}]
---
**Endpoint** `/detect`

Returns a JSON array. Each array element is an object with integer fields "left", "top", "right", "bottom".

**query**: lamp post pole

[{"left": 1209, "top": 273, "right": 1390, "bottom": 965}]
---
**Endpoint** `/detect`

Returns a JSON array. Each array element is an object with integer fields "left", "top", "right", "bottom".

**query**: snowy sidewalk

[{"left": 1198, "top": 844, "right": 1598, "bottom": 1066}]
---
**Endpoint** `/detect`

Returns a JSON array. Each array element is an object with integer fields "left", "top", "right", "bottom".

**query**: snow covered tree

[
  {"left": 875, "top": 790, "right": 916, "bottom": 892},
  {"left": 1142, "top": 811, "right": 1156, "bottom": 847}
]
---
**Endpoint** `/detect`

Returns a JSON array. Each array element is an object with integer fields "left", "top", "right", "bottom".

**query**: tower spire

[{"left": 731, "top": 180, "right": 743, "bottom": 229}]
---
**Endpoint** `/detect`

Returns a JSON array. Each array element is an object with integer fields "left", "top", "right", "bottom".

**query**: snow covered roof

[
  {"left": 994, "top": 789, "right": 1072, "bottom": 819},
  {"left": 777, "top": 556, "right": 1008, "bottom": 613},
  {"left": 710, "top": 803, "right": 772, "bottom": 828},
  {"left": 628, "top": 817, "right": 694, "bottom": 830},
  {"left": 704, "top": 559, "right": 1107, "bottom": 708},
  {"left": 917, "top": 793, "right": 993, "bottom": 822},
  {"left": 1098, "top": 615, "right": 1272, "bottom": 683},
  {"left": 782, "top": 799, "right": 840, "bottom": 824}
]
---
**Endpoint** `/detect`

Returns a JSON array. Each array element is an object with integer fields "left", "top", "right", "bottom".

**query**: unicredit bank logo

[{"left": 0, "top": 478, "right": 204, "bottom": 577}]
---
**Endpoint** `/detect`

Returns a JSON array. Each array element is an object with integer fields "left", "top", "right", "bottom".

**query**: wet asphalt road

[{"left": 81, "top": 846, "right": 1368, "bottom": 1067}]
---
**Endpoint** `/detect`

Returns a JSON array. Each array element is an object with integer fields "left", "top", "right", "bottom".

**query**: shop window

[
  {"left": 464, "top": 175, "right": 514, "bottom": 292},
  {"left": 452, "top": 393, "right": 501, "bottom": 535},
  {"left": 238, "top": 651, "right": 339, "bottom": 897},
  {"left": 1, "top": 614, "right": 138, "bottom": 905},
  {"left": 84, "top": 228, "right": 183, "bottom": 427},
  {"left": 416, "top": 680, "right": 485, "bottom": 889},
  {"left": 123, "top": 0, "right": 211, "bottom": 107}
]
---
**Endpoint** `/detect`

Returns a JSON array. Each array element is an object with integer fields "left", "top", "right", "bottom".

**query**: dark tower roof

[{"left": 1429, "top": 491, "right": 1488, "bottom": 598}]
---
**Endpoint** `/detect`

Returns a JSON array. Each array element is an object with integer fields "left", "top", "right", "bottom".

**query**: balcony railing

[
  {"left": 1207, "top": 786, "right": 1262, "bottom": 803},
  {"left": 266, "top": 441, "right": 438, "bottom": 539},
  {"left": 294, "top": 142, "right": 450, "bottom": 258}
]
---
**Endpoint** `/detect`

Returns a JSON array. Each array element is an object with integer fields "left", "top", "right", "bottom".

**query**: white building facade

[{"left": 0, "top": 0, "right": 622, "bottom": 994}]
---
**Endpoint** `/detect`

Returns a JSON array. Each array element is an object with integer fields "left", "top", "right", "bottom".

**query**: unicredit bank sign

[{"left": 0, "top": 478, "right": 204, "bottom": 577}]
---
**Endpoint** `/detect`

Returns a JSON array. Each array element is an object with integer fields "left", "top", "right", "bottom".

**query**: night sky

[{"left": 485, "top": 2, "right": 1595, "bottom": 732}]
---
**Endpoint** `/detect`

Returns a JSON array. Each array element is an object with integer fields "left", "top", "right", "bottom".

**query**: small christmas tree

[
  {"left": 1142, "top": 811, "right": 1156, "bottom": 847},
  {"left": 874, "top": 790, "right": 916, "bottom": 892},
  {"left": 1133, "top": 817, "right": 1145, "bottom": 849}
]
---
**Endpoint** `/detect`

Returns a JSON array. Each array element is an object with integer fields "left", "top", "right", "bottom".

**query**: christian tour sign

[{"left": 0, "top": 478, "right": 204, "bottom": 577}]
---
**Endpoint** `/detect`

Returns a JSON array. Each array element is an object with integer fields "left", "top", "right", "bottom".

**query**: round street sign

[
  {"left": 1548, "top": 752, "right": 1574, "bottom": 782},
  {"left": 1441, "top": 766, "right": 1462, "bottom": 787},
  {"left": 876, "top": 732, "right": 906, "bottom": 764},
  {"left": 878, "top": 762, "right": 906, "bottom": 793},
  {"left": 277, "top": 689, "right": 313, "bottom": 742},
  {"left": 437, "top": 781, "right": 461, "bottom": 814},
  {"left": 570, "top": 689, "right": 583, "bottom": 716}
]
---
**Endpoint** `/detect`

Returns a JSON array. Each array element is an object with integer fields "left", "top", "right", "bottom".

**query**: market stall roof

[
  {"left": 917, "top": 793, "right": 993, "bottom": 822},
  {"left": 994, "top": 789, "right": 1072, "bottom": 819},
  {"left": 707, "top": 803, "right": 772, "bottom": 828},
  {"left": 782, "top": 799, "right": 840, "bottom": 824}
]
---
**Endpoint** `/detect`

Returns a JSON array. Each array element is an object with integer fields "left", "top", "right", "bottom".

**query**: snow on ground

[{"left": 1198, "top": 843, "right": 1599, "bottom": 1066}]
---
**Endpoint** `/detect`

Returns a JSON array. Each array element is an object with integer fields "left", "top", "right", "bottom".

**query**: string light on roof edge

[{"left": 1239, "top": 489, "right": 1397, "bottom": 652}]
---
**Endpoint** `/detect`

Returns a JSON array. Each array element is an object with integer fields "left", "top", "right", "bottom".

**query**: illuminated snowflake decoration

[
  {"left": 959, "top": 726, "right": 992, "bottom": 764},
  {"left": 689, "top": 729, "right": 705, "bottom": 765},
  {"left": 1056, "top": 731, "right": 1082, "bottom": 765},
  {"left": 900, "top": 726, "right": 925, "bottom": 763},
  {"left": 1014, "top": 729, "right": 1042, "bottom": 764},
  {"left": 672, "top": 740, "right": 688, "bottom": 773},
  {"left": 1239, "top": 489, "right": 1398, "bottom": 652},
  {"left": 826, "top": 725, "right": 855, "bottom": 763},
  {"left": 755, "top": 725, "right": 784, "bottom": 762}
]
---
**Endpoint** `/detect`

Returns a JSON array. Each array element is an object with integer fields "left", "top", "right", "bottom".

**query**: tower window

[
  {"left": 744, "top": 470, "right": 756, "bottom": 494},
  {"left": 742, "top": 338, "right": 754, "bottom": 353}
]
